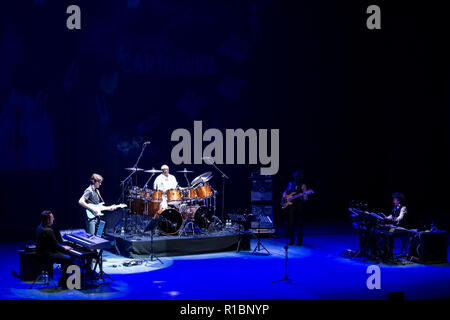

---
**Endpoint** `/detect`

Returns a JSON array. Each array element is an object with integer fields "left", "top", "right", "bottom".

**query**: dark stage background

[{"left": 0, "top": 0, "right": 449, "bottom": 242}]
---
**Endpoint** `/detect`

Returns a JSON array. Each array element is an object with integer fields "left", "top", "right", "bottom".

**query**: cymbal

[
  {"left": 191, "top": 172, "right": 213, "bottom": 186},
  {"left": 144, "top": 168, "right": 162, "bottom": 173},
  {"left": 177, "top": 168, "right": 194, "bottom": 173},
  {"left": 125, "top": 167, "right": 144, "bottom": 171}
]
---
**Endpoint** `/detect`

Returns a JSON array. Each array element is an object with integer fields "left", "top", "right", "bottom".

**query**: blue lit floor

[{"left": 1, "top": 223, "right": 449, "bottom": 300}]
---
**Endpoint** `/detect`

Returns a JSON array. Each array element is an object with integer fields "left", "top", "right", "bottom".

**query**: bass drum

[
  {"left": 182, "top": 206, "right": 213, "bottom": 229},
  {"left": 158, "top": 209, "right": 183, "bottom": 235}
]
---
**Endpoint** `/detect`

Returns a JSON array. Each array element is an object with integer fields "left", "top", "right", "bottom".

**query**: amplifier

[
  {"left": 250, "top": 172, "right": 273, "bottom": 202},
  {"left": 19, "top": 250, "right": 53, "bottom": 281},
  {"left": 408, "top": 231, "right": 448, "bottom": 264}
]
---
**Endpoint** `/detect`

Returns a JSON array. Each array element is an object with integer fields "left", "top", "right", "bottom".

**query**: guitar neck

[{"left": 288, "top": 192, "right": 305, "bottom": 201}]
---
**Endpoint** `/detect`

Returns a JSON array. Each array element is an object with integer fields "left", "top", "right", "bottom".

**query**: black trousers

[{"left": 286, "top": 202, "right": 305, "bottom": 244}]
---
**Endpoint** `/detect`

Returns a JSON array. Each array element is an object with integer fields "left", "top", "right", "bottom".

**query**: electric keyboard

[
  {"left": 377, "top": 224, "right": 413, "bottom": 233},
  {"left": 63, "top": 231, "right": 111, "bottom": 250},
  {"left": 66, "top": 244, "right": 98, "bottom": 259}
]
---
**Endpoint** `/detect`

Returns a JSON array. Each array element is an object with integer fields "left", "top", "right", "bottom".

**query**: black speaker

[
  {"left": 408, "top": 231, "right": 448, "bottom": 264},
  {"left": 251, "top": 204, "right": 274, "bottom": 228},
  {"left": 250, "top": 175, "right": 273, "bottom": 202},
  {"left": 19, "top": 250, "right": 53, "bottom": 281}
]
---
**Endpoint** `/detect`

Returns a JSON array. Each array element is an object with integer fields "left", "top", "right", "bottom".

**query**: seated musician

[
  {"left": 153, "top": 164, "right": 178, "bottom": 210},
  {"left": 382, "top": 192, "right": 408, "bottom": 259},
  {"left": 35, "top": 210, "right": 73, "bottom": 288},
  {"left": 386, "top": 192, "right": 407, "bottom": 226}
]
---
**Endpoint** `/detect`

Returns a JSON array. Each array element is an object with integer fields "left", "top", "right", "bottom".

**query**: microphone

[{"left": 143, "top": 141, "right": 151, "bottom": 145}]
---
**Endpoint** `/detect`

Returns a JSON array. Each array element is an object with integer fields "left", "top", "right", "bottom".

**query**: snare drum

[
  {"left": 194, "top": 183, "right": 213, "bottom": 200},
  {"left": 166, "top": 189, "right": 182, "bottom": 204}
]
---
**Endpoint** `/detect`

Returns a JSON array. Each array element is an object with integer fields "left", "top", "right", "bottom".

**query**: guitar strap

[{"left": 95, "top": 188, "right": 104, "bottom": 203}]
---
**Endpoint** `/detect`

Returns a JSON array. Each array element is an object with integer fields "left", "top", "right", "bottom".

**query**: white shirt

[
  {"left": 387, "top": 206, "right": 407, "bottom": 223},
  {"left": 153, "top": 174, "right": 178, "bottom": 192}
]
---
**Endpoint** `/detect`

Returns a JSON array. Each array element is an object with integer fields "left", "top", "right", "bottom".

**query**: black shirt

[{"left": 35, "top": 224, "right": 64, "bottom": 257}]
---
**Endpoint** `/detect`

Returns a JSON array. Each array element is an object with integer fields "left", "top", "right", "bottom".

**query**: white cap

[{"left": 161, "top": 164, "right": 169, "bottom": 170}]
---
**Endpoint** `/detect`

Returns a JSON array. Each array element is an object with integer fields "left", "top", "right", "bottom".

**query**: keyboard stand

[
  {"left": 92, "top": 250, "right": 113, "bottom": 285},
  {"left": 251, "top": 230, "right": 270, "bottom": 255}
]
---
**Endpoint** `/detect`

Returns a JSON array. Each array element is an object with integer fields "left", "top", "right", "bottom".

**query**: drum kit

[{"left": 123, "top": 167, "right": 219, "bottom": 236}]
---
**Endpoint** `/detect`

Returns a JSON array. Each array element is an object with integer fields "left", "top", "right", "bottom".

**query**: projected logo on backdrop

[{"left": 171, "top": 121, "right": 279, "bottom": 175}]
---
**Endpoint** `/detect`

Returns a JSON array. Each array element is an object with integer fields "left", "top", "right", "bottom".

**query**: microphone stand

[
  {"left": 118, "top": 142, "right": 149, "bottom": 234},
  {"left": 143, "top": 218, "right": 163, "bottom": 265},
  {"left": 206, "top": 159, "right": 229, "bottom": 221},
  {"left": 120, "top": 142, "right": 149, "bottom": 189},
  {"left": 273, "top": 235, "right": 296, "bottom": 285}
]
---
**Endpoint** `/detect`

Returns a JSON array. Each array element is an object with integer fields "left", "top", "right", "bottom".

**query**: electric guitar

[
  {"left": 281, "top": 190, "right": 314, "bottom": 209},
  {"left": 86, "top": 202, "right": 127, "bottom": 220}
]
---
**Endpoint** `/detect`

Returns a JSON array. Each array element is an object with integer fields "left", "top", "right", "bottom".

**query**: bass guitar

[
  {"left": 86, "top": 202, "right": 127, "bottom": 220},
  {"left": 281, "top": 190, "right": 314, "bottom": 209}
]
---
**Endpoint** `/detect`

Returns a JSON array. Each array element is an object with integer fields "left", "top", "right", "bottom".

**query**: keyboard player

[
  {"left": 372, "top": 192, "right": 409, "bottom": 259},
  {"left": 359, "top": 192, "right": 408, "bottom": 226},
  {"left": 385, "top": 192, "right": 408, "bottom": 226},
  {"left": 36, "top": 210, "right": 74, "bottom": 288}
]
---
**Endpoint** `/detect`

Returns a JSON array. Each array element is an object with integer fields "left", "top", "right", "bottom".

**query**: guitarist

[
  {"left": 78, "top": 173, "right": 121, "bottom": 235},
  {"left": 281, "top": 170, "right": 315, "bottom": 246}
]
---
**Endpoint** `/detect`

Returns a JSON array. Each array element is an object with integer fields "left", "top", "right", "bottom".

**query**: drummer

[{"left": 153, "top": 164, "right": 178, "bottom": 210}]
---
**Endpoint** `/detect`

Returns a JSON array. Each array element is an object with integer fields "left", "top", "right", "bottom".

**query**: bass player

[{"left": 281, "top": 170, "right": 315, "bottom": 245}]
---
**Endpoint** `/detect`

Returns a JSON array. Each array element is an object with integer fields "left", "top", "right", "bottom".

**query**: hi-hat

[
  {"left": 125, "top": 167, "right": 144, "bottom": 171},
  {"left": 191, "top": 172, "right": 213, "bottom": 186},
  {"left": 177, "top": 168, "right": 194, "bottom": 173},
  {"left": 144, "top": 168, "right": 162, "bottom": 173}
]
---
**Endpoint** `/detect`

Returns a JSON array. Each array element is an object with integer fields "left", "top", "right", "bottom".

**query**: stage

[
  {"left": 108, "top": 230, "right": 252, "bottom": 258},
  {"left": 2, "top": 223, "right": 450, "bottom": 300}
]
